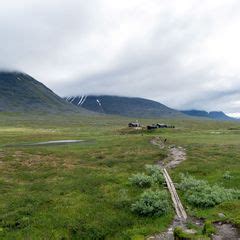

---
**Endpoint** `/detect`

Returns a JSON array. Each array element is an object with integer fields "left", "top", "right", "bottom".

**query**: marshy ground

[{"left": 0, "top": 113, "right": 239, "bottom": 239}]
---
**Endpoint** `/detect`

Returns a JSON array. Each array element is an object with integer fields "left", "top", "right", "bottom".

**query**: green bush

[
  {"left": 129, "top": 173, "right": 153, "bottom": 188},
  {"left": 131, "top": 190, "right": 170, "bottom": 216},
  {"left": 173, "top": 227, "right": 192, "bottom": 240},
  {"left": 202, "top": 221, "right": 216, "bottom": 236},
  {"left": 178, "top": 174, "right": 240, "bottom": 208},
  {"left": 173, "top": 227, "right": 210, "bottom": 240},
  {"left": 145, "top": 164, "right": 164, "bottom": 184},
  {"left": 145, "top": 164, "right": 162, "bottom": 175},
  {"left": 129, "top": 165, "right": 164, "bottom": 189}
]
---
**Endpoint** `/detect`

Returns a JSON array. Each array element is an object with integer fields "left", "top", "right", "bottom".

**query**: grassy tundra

[{"left": 0, "top": 113, "right": 239, "bottom": 239}]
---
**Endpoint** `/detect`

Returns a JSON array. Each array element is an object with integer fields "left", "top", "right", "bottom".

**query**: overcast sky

[{"left": 0, "top": 0, "right": 240, "bottom": 115}]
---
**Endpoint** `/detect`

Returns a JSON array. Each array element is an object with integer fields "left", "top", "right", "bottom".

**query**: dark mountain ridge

[
  {"left": 0, "top": 71, "right": 86, "bottom": 113},
  {"left": 181, "top": 110, "right": 238, "bottom": 121},
  {"left": 65, "top": 95, "right": 185, "bottom": 118},
  {"left": 1, "top": 71, "right": 237, "bottom": 121}
]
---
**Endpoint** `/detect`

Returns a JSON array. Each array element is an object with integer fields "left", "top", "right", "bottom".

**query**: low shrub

[
  {"left": 145, "top": 164, "right": 164, "bottom": 184},
  {"left": 178, "top": 174, "right": 240, "bottom": 208},
  {"left": 131, "top": 190, "right": 170, "bottom": 216},
  {"left": 145, "top": 164, "right": 162, "bottom": 175},
  {"left": 129, "top": 165, "right": 164, "bottom": 189},
  {"left": 202, "top": 221, "right": 216, "bottom": 236},
  {"left": 174, "top": 227, "right": 211, "bottom": 240},
  {"left": 129, "top": 173, "right": 153, "bottom": 188},
  {"left": 173, "top": 227, "right": 192, "bottom": 240}
]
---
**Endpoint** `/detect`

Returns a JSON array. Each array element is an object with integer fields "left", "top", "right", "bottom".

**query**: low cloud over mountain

[{"left": 1, "top": 0, "right": 240, "bottom": 115}]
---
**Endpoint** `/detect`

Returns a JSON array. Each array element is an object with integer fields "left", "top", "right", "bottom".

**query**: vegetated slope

[
  {"left": 181, "top": 110, "right": 238, "bottom": 121},
  {"left": 0, "top": 71, "right": 86, "bottom": 113},
  {"left": 65, "top": 95, "right": 186, "bottom": 118}
]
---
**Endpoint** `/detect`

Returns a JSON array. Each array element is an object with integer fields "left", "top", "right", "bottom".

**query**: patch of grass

[
  {"left": 0, "top": 113, "right": 172, "bottom": 239},
  {"left": 0, "top": 112, "right": 239, "bottom": 238}
]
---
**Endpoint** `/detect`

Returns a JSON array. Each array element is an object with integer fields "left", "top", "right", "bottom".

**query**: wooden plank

[{"left": 162, "top": 168, "right": 187, "bottom": 220}]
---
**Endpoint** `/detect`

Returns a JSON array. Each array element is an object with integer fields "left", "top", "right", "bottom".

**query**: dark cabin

[
  {"left": 128, "top": 122, "right": 140, "bottom": 127},
  {"left": 147, "top": 124, "right": 158, "bottom": 130},
  {"left": 147, "top": 123, "right": 175, "bottom": 130},
  {"left": 157, "top": 123, "right": 168, "bottom": 128}
]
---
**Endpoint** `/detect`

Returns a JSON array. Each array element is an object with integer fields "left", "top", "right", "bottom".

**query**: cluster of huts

[
  {"left": 128, "top": 122, "right": 175, "bottom": 130},
  {"left": 147, "top": 123, "right": 175, "bottom": 130}
]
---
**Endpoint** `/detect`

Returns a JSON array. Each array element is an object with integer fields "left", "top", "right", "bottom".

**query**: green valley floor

[{"left": 0, "top": 113, "right": 239, "bottom": 239}]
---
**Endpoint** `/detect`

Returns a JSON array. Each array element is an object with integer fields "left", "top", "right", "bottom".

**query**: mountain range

[
  {"left": 0, "top": 71, "right": 238, "bottom": 121},
  {"left": 65, "top": 95, "right": 239, "bottom": 121},
  {"left": 65, "top": 95, "right": 185, "bottom": 118},
  {"left": 180, "top": 110, "right": 236, "bottom": 121}
]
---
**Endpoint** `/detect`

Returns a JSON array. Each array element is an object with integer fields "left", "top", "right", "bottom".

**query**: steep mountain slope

[
  {"left": 65, "top": 95, "right": 185, "bottom": 118},
  {"left": 181, "top": 110, "right": 238, "bottom": 121},
  {"left": 0, "top": 71, "right": 85, "bottom": 113}
]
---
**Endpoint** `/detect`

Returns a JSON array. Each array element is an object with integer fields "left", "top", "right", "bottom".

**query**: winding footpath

[
  {"left": 150, "top": 137, "right": 187, "bottom": 221},
  {"left": 148, "top": 137, "right": 187, "bottom": 240}
]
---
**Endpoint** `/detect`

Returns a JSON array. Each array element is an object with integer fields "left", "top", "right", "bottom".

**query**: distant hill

[
  {"left": 65, "top": 95, "right": 185, "bottom": 118},
  {"left": 181, "top": 110, "right": 238, "bottom": 121},
  {"left": 0, "top": 71, "right": 87, "bottom": 113}
]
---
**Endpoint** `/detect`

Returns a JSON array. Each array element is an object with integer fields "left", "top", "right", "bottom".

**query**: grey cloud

[{"left": 0, "top": 0, "right": 240, "bottom": 114}]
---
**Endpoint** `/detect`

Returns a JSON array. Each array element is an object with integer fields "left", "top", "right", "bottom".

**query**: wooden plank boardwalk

[{"left": 162, "top": 168, "right": 187, "bottom": 220}]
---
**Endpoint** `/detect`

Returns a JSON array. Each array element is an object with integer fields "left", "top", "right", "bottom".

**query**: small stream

[
  {"left": 5, "top": 140, "right": 85, "bottom": 147},
  {"left": 28, "top": 140, "right": 84, "bottom": 145}
]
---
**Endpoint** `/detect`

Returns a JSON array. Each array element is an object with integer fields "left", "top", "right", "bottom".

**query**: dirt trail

[
  {"left": 149, "top": 137, "right": 240, "bottom": 240},
  {"left": 166, "top": 147, "right": 186, "bottom": 168},
  {"left": 148, "top": 137, "right": 188, "bottom": 240},
  {"left": 150, "top": 137, "right": 186, "bottom": 168}
]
